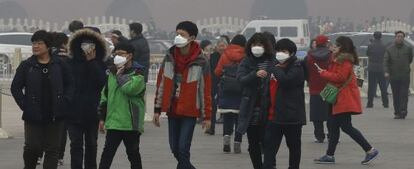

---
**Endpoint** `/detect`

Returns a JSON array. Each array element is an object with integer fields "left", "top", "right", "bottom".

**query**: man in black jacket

[
  {"left": 129, "top": 22, "right": 150, "bottom": 82},
  {"left": 11, "top": 30, "right": 75, "bottom": 169},
  {"left": 366, "top": 32, "right": 389, "bottom": 108},
  {"left": 67, "top": 28, "right": 108, "bottom": 169}
]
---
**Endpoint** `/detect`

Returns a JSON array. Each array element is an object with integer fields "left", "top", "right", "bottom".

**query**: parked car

[{"left": 0, "top": 32, "right": 33, "bottom": 74}]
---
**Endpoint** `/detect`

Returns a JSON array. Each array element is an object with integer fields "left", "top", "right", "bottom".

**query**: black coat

[
  {"left": 67, "top": 29, "right": 108, "bottom": 124},
  {"left": 270, "top": 57, "right": 307, "bottom": 125},
  {"left": 11, "top": 55, "right": 75, "bottom": 124},
  {"left": 210, "top": 52, "right": 221, "bottom": 96},
  {"left": 236, "top": 54, "right": 273, "bottom": 134},
  {"left": 130, "top": 34, "right": 150, "bottom": 82}
]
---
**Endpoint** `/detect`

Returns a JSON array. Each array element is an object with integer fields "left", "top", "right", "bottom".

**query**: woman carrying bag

[{"left": 314, "top": 36, "right": 379, "bottom": 165}]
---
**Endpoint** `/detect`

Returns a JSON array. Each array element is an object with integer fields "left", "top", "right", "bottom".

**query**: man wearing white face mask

[
  {"left": 153, "top": 21, "right": 212, "bottom": 169},
  {"left": 98, "top": 42, "right": 146, "bottom": 169},
  {"left": 263, "top": 38, "right": 306, "bottom": 169}
]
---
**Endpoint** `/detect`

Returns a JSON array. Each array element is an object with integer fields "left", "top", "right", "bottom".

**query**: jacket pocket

[{"left": 176, "top": 81, "right": 198, "bottom": 115}]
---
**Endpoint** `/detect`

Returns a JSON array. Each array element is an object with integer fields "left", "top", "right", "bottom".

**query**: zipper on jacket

[{"left": 129, "top": 101, "right": 135, "bottom": 129}]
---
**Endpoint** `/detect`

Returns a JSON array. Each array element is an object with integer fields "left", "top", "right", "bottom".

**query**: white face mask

[
  {"left": 113, "top": 55, "right": 127, "bottom": 68},
  {"left": 174, "top": 35, "right": 190, "bottom": 48},
  {"left": 251, "top": 46, "right": 265, "bottom": 57},
  {"left": 81, "top": 43, "right": 95, "bottom": 53},
  {"left": 276, "top": 52, "right": 290, "bottom": 63}
]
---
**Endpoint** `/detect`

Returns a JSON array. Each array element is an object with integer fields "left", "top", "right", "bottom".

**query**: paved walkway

[{"left": 0, "top": 85, "right": 413, "bottom": 169}]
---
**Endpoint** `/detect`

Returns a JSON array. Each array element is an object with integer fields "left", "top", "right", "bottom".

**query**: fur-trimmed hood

[
  {"left": 335, "top": 53, "right": 356, "bottom": 64},
  {"left": 69, "top": 29, "right": 108, "bottom": 61}
]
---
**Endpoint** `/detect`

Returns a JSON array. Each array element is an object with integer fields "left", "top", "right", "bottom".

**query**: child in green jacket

[{"left": 98, "top": 42, "right": 146, "bottom": 169}]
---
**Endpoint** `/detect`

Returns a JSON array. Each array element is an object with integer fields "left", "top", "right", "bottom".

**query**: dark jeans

[
  {"left": 390, "top": 78, "right": 410, "bottom": 117},
  {"left": 367, "top": 71, "right": 389, "bottom": 106},
  {"left": 99, "top": 130, "right": 142, "bottom": 169},
  {"left": 168, "top": 117, "right": 197, "bottom": 169},
  {"left": 210, "top": 95, "right": 218, "bottom": 132},
  {"left": 223, "top": 113, "right": 243, "bottom": 142},
  {"left": 263, "top": 123, "right": 302, "bottom": 169},
  {"left": 246, "top": 125, "right": 265, "bottom": 169},
  {"left": 24, "top": 121, "right": 64, "bottom": 169},
  {"left": 68, "top": 122, "right": 99, "bottom": 169},
  {"left": 313, "top": 121, "right": 331, "bottom": 141},
  {"left": 59, "top": 123, "right": 68, "bottom": 159},
  {"left": 327, "top": 114, "right": 372, "bottom": 156}
]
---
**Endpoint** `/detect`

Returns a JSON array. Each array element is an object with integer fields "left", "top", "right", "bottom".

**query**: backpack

[{"left": 220, "top": 64, "right": 242, "bottom": 94}]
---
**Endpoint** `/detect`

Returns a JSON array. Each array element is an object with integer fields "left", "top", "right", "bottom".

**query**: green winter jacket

[{"left": 100, "top": 68, "right": 146, "bottom": 133}]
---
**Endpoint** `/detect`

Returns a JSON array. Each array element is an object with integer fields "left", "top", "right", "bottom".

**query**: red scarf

[
  {"left": 173, "top": 42, "right": 201, "bottom": 74},
  {"left": 268, "top": 75, "right": 279, "bottom": 120}
]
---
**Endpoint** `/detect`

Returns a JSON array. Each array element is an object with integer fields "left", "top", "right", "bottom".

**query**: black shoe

[
  {"left": 366, "top": 103, "right": 373, "bottom": 108},
  {"left": 223, "top": 145, "right": 231, "bottom": 153},
  {"left": 205, "top": 129, "right": 215, "bottom": 135},
  {"left": 314, "top": 138, "right": 324, "bottom": 143},
  {"left": 383, "top": 104, "right": 389, "bottom": 108},
  {"left": 216, "top": 117, "right": 223, "bottom": 124}
]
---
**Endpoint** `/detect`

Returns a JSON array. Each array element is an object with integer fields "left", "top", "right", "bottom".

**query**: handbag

[{"left": 320, "top": 75, "right": 353, "bottom": 104}]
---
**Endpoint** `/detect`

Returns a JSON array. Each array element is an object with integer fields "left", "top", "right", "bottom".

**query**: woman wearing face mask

[
  {"left": 263, "top": 39, "right": 306, "bottom": 169},
  {"left": 314, "top": 36, "right": 379, "bottom": 165},
  {"left": 236, "top": 33, "right": 274, "bottom": 169}
]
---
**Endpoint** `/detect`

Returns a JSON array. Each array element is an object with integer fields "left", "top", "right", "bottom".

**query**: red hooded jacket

[
  {"left": 320, "top": 53, "right": 362, "bottom": 115},
  {"left": 214, "top": 44, "right": 245, "bottom": 77}
]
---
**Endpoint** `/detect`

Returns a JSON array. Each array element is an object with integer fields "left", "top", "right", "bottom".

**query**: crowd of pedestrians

[{"left": 11, "top": 19, "right": 413, "bottom": 169}]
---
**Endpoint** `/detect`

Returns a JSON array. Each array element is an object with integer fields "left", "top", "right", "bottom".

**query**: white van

[{"left": 241, "top": 19, "right": 311, "bottom": 49}]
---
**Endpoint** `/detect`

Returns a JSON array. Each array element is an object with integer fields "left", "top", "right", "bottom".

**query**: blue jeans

[{"left": 168, "top": 117, "right": 197, "bottom": 169}]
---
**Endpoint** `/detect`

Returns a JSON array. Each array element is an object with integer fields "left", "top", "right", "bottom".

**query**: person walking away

[
  {"left": 314, "top": 36, "right": 379, "bottom": 165},
  {"left": 304, "top": 35, "right": 333, "bottom": 143},
  {"left": 66, "top": 28, "right": 108, "bottom": 169},
  {"left": 98, "top": 42, "right": 146, "bottom": 169},
  {"left": 11, "top": 30, "right": 75, "bottom": 169},
  {"left": 205, "top": 36, "right": 229, "bottom": 135},
  {"left": 366, "top": 31, "right": 389, "bottom": 108},
  {"left": 263, "top": 38, "right": 306, "bottom": 169},
  {"left": 215, "top": 35, "right": 247, "bottom": 153},
  {"left": 50, "top": 32, "right": 70, "bottom": 165},
  {"left": 236, "top": 33, "right": 274, "bottom": 169},
  {"left": 68, "top": 20, "right": 84, "bottom": 34},
  {"left": 152, "top": 21, "right": 212, "bottom": 169},
  {"left": 110, "top": 30, "right": 129, "bottom": 46},
  {"left": 384, "top": 31, "right": 413, "bottom": 119},
  {"left": 129, "top": 22, "right": 150, "bottom": 83}
]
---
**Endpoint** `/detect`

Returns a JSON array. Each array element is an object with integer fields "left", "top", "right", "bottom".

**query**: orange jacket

[
  {"left": 154, "top": 48, "right": 212, "bottom": 120},
  {"left": 214, "top": 44, "right": 245, "bottom": 77}
]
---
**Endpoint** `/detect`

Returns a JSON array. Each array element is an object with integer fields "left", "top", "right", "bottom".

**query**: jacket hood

[
  {"left": 310, "top": 47, "right": 331, "bottom": 61},
  {"left": 335, "top": 53, "right": 356, "bottom": 64},
  {"left": 69, "top": 29, "right": 108, "bottom": 61},
  {"left": 223, "top": 44, "right": 245, "bottom": 63}
]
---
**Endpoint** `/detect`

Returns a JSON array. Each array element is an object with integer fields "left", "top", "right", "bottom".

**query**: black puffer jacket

[
  {"left": 67, "top": 29, "right": 108, "bottom": 124},
  {"left": 270, "top": 56, "right": 306, "bottom": 125},
  {"left": 11, "top": 56, "right": 75, "bottom": 124}
]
